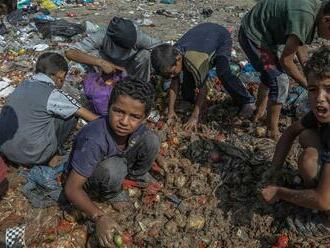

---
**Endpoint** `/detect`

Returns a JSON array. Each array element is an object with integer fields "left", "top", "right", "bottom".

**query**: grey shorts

[{"left": 238, "top": 28, "right": 289, "bottom": 104}]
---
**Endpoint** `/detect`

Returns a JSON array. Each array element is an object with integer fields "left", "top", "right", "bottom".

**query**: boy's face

[
  {"left": 109, "top": 95, "right": 146, "bottom": 137},
  {"left": 308, "top": 74, "right": 330, "bottom": 123},
  {"left": 318, "top": 16, "right": 330, "bottom": 40},
  {"left": 52, "top": 71, "right": 67, "bottom": 89},
  {"left": 161, "top": 55, "right": 183, "bottom": 79}
]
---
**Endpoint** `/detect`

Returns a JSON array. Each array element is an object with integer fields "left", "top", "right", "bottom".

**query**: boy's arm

[
  {"left": 65, "top": 170, "right": 122, "bottom": 247},
  {"left": 65, "top": 170, "right": 103, "bottom": 219},
  {"left": 167, "top": 77, "right": 179, "bottom": 121},
  {"left": 183, "top": 84, "right": 207, "bottom": 131},
  {"left": 280, "top": 35, "right": 308, "bottom": 88},
  {"left": 272, "top": 120, "right": 306, "bottom": 168},
  {"left": 75, "top": 107, "right": 99, "bottom": 122},
  {"left": 47, "top": 91, "right": 98, "bottom": 122},
  {"left": 263, "top": 164, "right": 330, "bottom": 210},
  {"left": 65, "top": 49, "right": 125, "bottom": 74},
  {"left": 65, "top": 28, "right": 124, "bottom": 74},
  {"left": 296, "top": 45, "right": 308, "bottom": 67}
]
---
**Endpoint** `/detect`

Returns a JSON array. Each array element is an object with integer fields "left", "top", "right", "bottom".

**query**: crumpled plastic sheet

[
  {"left": 34, "top": 19, "right": 85, "bottom": 38},
  {"left": 20, "top": 163, "right": 66, "bottom": 208}
]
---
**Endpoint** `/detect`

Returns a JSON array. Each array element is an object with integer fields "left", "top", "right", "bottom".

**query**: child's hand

[
  {"left": 183, "top": 116, "right": 198, "bottom": 132},
  {"left": 98, "top": 60, "right": 125, "bottom": 74},
  {"left": 261, "top": 185, "right": 280, "bottom": 204},
  {"left": 95, "top": 215, "right": 122, "bottom": 247},
  {"left": 167, "top": 111, "right": 178, "bottom": 124}
]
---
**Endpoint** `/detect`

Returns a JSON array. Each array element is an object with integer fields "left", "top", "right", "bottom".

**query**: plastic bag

[
  {"left": 21, "top": 163, "right": 65, "bottom": 208},
  {"left": 34, "top": 19, "right": 85, "bottom": 38},
  {"left": 83, "top": 72, "right": 127, "bottom": 116},
  {"left": 6, "top": 9, "right": 29, "bottom": 26},
  {"left": 26, "top": 164, "right": 64, "bottom": 191},
  {"left": 40, "top": 0, "right": 57, "bottom": 10},
  {"left": 282, "top": 86, "right": 310, "bottom": 118},
  {"left": 52, "top": 0, "right": 65, "bottom": 5}
]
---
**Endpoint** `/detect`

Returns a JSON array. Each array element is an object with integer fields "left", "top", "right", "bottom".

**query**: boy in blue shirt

[{"left": 64, "top": 79, "right": 160, "bottom": 247}]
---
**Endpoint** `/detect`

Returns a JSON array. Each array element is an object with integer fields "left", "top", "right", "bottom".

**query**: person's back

[
  {"left": 66, "top": 16, "right": 162, "bottom": 83},
  {"left": 242, "top": 0, "right": 321, "bottom": 50},
  {"left": 175, "top": 23, "right": 231, "bottom": 56},
  {"left": 151, "top": 23, "right": 255, "bottom": 131},
  {"left": 0, "top": 52, "right": 98, "bottom": 165},
  {"left": 0, "top": 76, "right": 58, "bottom": 164}
]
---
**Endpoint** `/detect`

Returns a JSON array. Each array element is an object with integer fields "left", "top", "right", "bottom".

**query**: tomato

[{"left": 275, "top": 234, "right": 289, "bottom": 248}]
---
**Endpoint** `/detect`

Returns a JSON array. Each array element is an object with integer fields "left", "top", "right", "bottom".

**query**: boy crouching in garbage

[
  {"left": 64, "top": 79, "right": 160, "bottom": 247},
  {"left": 261, "top": 47, "right": 330, "bottom": 236},
  {"left": 0, "top": 52, "right": 98, "bottom": 167},
  {"left": 151, "top": 23, "right": 255, "bottom": 132}
]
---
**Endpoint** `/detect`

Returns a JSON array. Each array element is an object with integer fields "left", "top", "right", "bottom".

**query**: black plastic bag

[
  {"left": 34, "top": 19, "right": 85, "bottom": 38},
  {"left": 6, "top": 9, "right": 29, "bottom": 26}
]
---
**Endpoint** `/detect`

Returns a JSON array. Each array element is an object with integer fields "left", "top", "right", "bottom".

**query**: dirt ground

[{"left": 1, "top": 0, "right": 330, "bottom": 247}]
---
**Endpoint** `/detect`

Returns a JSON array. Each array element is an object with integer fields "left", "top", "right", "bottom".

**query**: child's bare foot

[
  {"left": 252, "top": 110, "right": 266, "bottom": 123},
  {"left": 266, "top": 129, "right": 281, "bottom": 141}
]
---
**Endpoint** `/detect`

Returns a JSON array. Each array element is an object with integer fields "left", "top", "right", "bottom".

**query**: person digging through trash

[
  {"left": 64, "top": 79, "right": 160, "bottom": 247},
  {"left": 65, "top": 16, "right": 162, "bottom": 83},
  {"left": 239, "top": 0, "right": 330, "bottom": 140},
  {"left": 0, "top": 52, "right": 98, "bottom": 168},
  {"left": 151, "top": 23, "right": 256, "bottom": 132},
  {"left": 261, "top": 47, "right": 330, "bottom": 236}
]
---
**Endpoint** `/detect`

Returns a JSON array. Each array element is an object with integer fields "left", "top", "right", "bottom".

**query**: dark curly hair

[
  {"left": 304, "top": 46, "right": 330, "bottom": 80},
  {"left": 108, "top": 78, "right": 155, "bottom": 115},
  {"left": 151, "top": 44, "right": 180, "bottom": 75}
]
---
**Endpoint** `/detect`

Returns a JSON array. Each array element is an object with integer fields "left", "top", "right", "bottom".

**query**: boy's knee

[
  {"left": 143, "top": 131, "right": 160, "bottom": 155},
  {"left": 299, "top": 147, "right": 319, "bottom": 164},
  {"left": 98, "top": 157, "right": 128, "bottom": 185}
]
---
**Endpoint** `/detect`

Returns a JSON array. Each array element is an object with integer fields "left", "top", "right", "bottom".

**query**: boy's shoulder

[
  {"left": 78, "top": 117, "right": 108, "bottom": 139},
  {"left": 74, "top": 117, "right": 149, "bottom": 154}
]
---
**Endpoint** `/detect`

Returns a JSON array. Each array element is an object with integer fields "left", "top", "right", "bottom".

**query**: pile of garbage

[
  {"left": 2, "top": 103, "right": 328, "bottom": 247},
  {"left": 0, "top": 1, "right": 102, "bottom": 104}
]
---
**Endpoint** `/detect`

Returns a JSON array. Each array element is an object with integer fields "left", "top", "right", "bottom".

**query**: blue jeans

[
  {"left": 238, "top": 28, "right": 289, "bottom": 104},
  {"left": 86, "top": 131, "right": 160, "bottom": 200}
]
